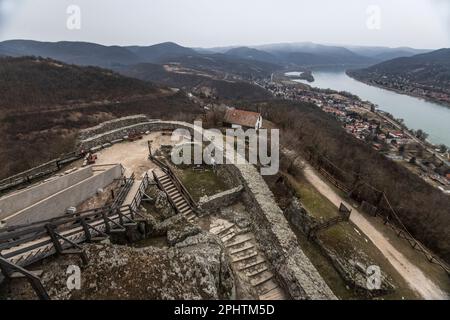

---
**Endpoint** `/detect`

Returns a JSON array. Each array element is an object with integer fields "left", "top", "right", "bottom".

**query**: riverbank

[
  {"left": 282, "top": 69, "right": 450, "bottom": 147},
  {"left": 346, "top": 71, "right": 450, "bottom": 109}
]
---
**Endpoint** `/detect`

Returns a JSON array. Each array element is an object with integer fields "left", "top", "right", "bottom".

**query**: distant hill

[
  {"left": 0, "top": 39, "right": 432, "bottom": 80},
  {"left": 345, "top": 46, "right": 430, "bottom": 61},
  {"left": 0, "top": 56, "right": 199, "bottom": 179},
  {"left": 350, "top": 48, "right": 450, "bottom": 86},
  {"left": 224, "top": 47, "right": 279, "bottom": 64},
  {"left": 0, "top": 56, "right": 157, "bottom": 110},
  {"left": 0, "top": 40, "right": 140, "bottom": 68},
  {"left": 255, "top": 42, "right": 376, "bottom": 66},
  {"left": 0, "top": 40, "right": 279, "bottom": 79},
  {"left": 119, "top": 62, "right": 271, "bottom": 100},
  {"left": 158, "top": 53, "right": 280, "bottom": 79},
  {"left": 125, "top": 42, "right": 198, "bottom": 63},
  {"left": 348, "top": 48, "right": 450, "bottom": 105}
]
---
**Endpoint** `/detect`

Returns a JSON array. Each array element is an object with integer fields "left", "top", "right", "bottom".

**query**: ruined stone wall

[
  {"left": 198, "top": 185, "right": 243, "bottom": 216},
  {"left": 78, "top": 121, "right": 192, "bottom": 151},
  {"left": 222, "top": 164, "right": 336, "bottom": 300},
  {"left": 284, "top": 198, "right": 318, "bottom": 236},
  {"left": 78, "top": 115, "right": 149, "bottom": 140},
  {"left": 284, "top": 198, "right": 394, "bottom": 297}
]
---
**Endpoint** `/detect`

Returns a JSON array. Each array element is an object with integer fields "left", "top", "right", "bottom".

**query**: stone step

[
  {"left": 259, "top": 287, "right": 285, "bottom": 300},
  {"left": 185, "top": 212, "right": 196, "bottom": 219},
  {"left": 216, "top": 224, "right": 235, "bottom": 236},
  {"left": 251, "top": 271, "right": 273, "bottom": 287},
  {"left": 256, "top": 280, "right": 280, "bottom": 296},
  {"left": 186, "top": 214, "right": 196, "bottom": 222},
  {"left": 231, "top": 251, "right": 258, "bottom": 263},
  {"left": 246, "top": 265, "right": 268, "bottom": 278},
  {"left": 225, "top": 235, "right": 253, "bottom": 248},
  {"left": 221, "top": 232, "right": 236, "bottom": 243},
  {"left": 237, "top": 258, "right": 266, "bottom": 271},
  {"left": 230, "top": 244, "right": 255, "bottom": 255},
  {"left": 232, "top": 247, "right": 258, "bottom": 260}
]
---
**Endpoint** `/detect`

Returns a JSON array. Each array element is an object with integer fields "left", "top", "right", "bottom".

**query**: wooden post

[
  {"left": 148, "top": 140, "right": 152, "bottom": 157},
  {"left": 102, "top": 211, "right": 111, "bottom": 234},
  {"left": 45, "top": 224, "right": 63, "bottom": 254},
  {"left": 0, "top": 256, "right": 49, "bottom": 300},
  {"left": 79, "top": 216, "right": 92, "bottom": 242}
]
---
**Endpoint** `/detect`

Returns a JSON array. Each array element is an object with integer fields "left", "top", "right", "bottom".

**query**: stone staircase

[
  {"left": 153, "top": 169, "right": 196, "bottom": 223},
  {"left": 210, "top": 219, "right": 287, "bottom": 300}
]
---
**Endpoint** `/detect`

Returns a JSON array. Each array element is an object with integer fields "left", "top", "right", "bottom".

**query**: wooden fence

[{"left": 0, "top": 151, "right": 83, "bottom": 194}]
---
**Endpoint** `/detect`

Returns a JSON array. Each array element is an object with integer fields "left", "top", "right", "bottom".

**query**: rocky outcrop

[
  {"left": 3, "top": 232, "right": 234, "bottom": 300},
  {"left": 314, "top": 237, "right": 396, "bottom": 297},
  {"left": 154, "top": 190, "right": 176, "bottom": 219}
]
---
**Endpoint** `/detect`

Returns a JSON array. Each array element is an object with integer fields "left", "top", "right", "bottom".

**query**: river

[{"left": 286, "top": 69, "right": 450, "bottom": 146}]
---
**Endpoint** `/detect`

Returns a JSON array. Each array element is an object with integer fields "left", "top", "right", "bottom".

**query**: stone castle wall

[
  {"left": 78, "top": 115, "right": 149, "bottom": 141},
  {"left": 198, "top": 185, "right": 243, "bottom": 216},
  {"left": 223, "top": 163, "right": 337, "bottom": 300},
  {"left": 76, "top": 118, "right": 336, "bottom": 300}
]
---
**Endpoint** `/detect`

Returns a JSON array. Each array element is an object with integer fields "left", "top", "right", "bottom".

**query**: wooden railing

[
  {"left": 130, "top": 172, "right": 151, "bottom": 212},
  {"left": 0, "top": 151, "right": 83, "bottom": 194},
  {"left": 317, "top": 167, "right": 351, "bottom": 194},
  {"left": 0, "top": 204, "right": 147, "bottom": 299},
  {"left": 0, "top": 170, "right": 151, "bottom": 299},
  {"left": 111, "top": 173, "right": 135, "bottom": 209},
  {"left": 150, "top": 155, "right": 198, "bottom": 211}
]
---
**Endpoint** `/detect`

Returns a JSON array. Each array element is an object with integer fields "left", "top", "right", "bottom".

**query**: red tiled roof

[{"left": 223, "top": 109, "right": 261, "bottom": 128}]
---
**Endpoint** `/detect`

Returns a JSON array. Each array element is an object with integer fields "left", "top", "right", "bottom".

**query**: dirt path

[{"left": 300, "top": 161, "right": 447, "bottom": 300}]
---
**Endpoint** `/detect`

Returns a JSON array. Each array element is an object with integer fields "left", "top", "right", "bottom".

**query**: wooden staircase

[{"left": 153, "top": 169, "right": 196, "bottom": 223}]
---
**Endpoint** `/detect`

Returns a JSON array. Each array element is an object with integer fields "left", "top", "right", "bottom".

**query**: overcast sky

[{"left": 0, "top": 0, "right": 449, "bottom": 49}]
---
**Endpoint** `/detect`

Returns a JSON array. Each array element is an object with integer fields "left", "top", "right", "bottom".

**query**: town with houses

[
  {"left": 255, "top": 76, "right": 450, "bottom": 194},
  {"left": 349, "top": 73, "right": 450, "bottom": 107}
]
